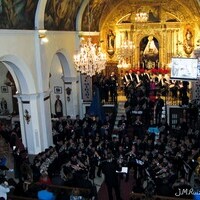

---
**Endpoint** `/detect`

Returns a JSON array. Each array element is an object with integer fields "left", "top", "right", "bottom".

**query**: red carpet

[{"left": 97, "top": 173, "right": 135, "bottom": 200}]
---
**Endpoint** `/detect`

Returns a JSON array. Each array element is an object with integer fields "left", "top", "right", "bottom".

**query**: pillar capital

[{"left": 61, "top": 76, "right": 78, "bottom": 83}]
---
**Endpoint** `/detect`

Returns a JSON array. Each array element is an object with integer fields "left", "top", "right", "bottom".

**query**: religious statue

[
  {"left": 143, "top": 35, "right": 158, "bottom": 56},
  {"left": 107, "top": 29, "right": 115, "bottom": 56},
  {"left": 55, "top": 95, "right": 63, "bottom": 118},
  {"left": 0, "top": 98, "right": 7, "bottom": 114},
  {"left": 141, "top": 35, "right": 159, "bottom": 69}
]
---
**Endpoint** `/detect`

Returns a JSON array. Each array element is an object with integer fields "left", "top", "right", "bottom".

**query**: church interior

[{"left": 0, "top": 0, "right": 200, "bottom": 199}]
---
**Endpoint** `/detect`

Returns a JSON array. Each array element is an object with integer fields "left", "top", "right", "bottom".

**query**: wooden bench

[
  {"left": 8, "top": 182, "right": 94, "bottom": 200},
  {"left": 130, "top": 192, "right": 193, "bottom": 200}
]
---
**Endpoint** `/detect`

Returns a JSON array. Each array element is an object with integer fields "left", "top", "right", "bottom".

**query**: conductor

[{"left": 101, "top": 153, "right": 122, "bottom": 200}]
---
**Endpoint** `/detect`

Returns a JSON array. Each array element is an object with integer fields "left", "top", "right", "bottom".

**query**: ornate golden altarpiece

[{"left": 99, "top": 0, "right": 200, "bottom": 72}]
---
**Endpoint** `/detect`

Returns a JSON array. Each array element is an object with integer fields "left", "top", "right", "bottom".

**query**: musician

[
  {"left": 101, "top": 153, "right": 122, "bottom": 200},
  {"left": 133, "top": 115, "right": 145, "bottom": 139},
  {"left": 126, "top": 144, "right": 139, "bottom": 180},
  {"left": 73, "top": 115, "right": 83, "bottom": 136},
  {"left": 101, "top": 114, "right": 112, "bottom": 137},
  {"left": 77, "top": 149, "right": 88, "bottom": 165},
  {"left": 179, "top": 80, "right": 189, "bottom": 100},
  {"left": 65, "top": 153, "right": 88, "bottom": 180},
  {"left": 154, "top": 93, "right": 164, "bottom": 125},
  {"left": 110, "top": 136, "right": 120, "bottom": 157},
  {"left": 123, "top": 71, "right": 133, "bottom": 96},
  {"left": 158, "top": 74, "right": 168, "bottom": 96},
  {"left": 133, "top": 70, "right": 143, "bottom": 89},
  {"left": 169, "top": 80, "right": 179, "bottom": 99},
  {"left": 82, "top": 113, "right": 92, "bottom": 137},
  {"left": 99, "top": 75, "right": 110, "bottom": 102},
  {"left": 63, "top": 115, "right": 73, "bottom": 138},
  {"left": 117, "top": 115, "right": 128, "bottom": 140},
  {"left": 143, "top": 69, "right": 151, "bottom": 97},
  {"left": 158, "top": 118, "right": 170, "bottom": 135},
  {"left": 88, "top": 146, "right": 100, "bottom": 179},
  {"left": 91, "top": 115, "right": 103, "bottom": 136},
  {"left": 109, "top": 71, "right": 118, "bottom": 102},
  {"left": 124, "top": 97, "right": 133, "bottom": 125}
]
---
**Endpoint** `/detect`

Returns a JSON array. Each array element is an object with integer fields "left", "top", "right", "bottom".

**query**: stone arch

[
  {"left": 76, "top": 0, "right": 89, "bottom": 31},
  {"left": 49, "top": 49, "right": 78, "bottom": 117},
  {"left": 0, "top": 55, "right": 36, "bottom": 151},
  {"left": 0, "top": 55, "right": 35, "bottom": 94},
  {"left": 56, "top": 50, "right": 77, "bottom": 77},
  {"left": 35, "top": 0, "right": 48, "bottom": 30}
]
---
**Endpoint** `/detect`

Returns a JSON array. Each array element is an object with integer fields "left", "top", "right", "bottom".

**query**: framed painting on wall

[
  {"left": 54, "top": 86, "right": 62, "bottom": 94},
  {"left": 1, "top": 86, "right": 8, "bottom": 93}
]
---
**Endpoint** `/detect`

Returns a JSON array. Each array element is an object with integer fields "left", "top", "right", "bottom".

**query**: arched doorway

[
  {"left": 49, "top": 53, "right": 65, "bottom": 118},
  {"left": 49, "top": 50, "right": 79, "bottom": 118}
]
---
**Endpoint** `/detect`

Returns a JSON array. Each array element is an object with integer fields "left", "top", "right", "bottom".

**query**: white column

[{"left": 14, "top": 90, "right": 52, "bottom": 155}]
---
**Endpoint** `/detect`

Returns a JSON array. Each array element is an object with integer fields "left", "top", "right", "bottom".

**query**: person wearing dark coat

[
  {"left": 101, "top": 153, "right": 122, "bottom": 200},
  {"left": 154, "top": 93, "right": 164, "bottom": 125}
]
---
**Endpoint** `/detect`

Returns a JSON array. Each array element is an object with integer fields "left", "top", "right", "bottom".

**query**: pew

[
  {"left": 8, "top": 183, "right": 94, "bottom": 200},
  {"left": 130, "top": 192, "right": 193, "bottom": 200}
]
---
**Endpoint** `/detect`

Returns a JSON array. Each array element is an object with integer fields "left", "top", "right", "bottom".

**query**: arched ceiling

[
  {"left": 99, "top": 0, "right": 200, "bottom": 30},
  {"left": 0, "top": 0, "right": 199, "bottom": 31}
]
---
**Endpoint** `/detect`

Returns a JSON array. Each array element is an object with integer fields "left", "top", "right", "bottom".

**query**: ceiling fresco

[
  {"left": 0, "top": 0, "right": 199, "bottom": 30},
  {"left": 44, "top": 0, "right": 83, "bottom": 31},
  {"left": 0, "top": 0, "right": 38, "bottom": 29},
  {"left": 81, "top": 0, "right": 106, "bottom": 32}
]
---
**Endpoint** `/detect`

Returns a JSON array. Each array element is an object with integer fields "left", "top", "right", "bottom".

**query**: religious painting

[
  {"left": 0, "top": 0, "right": 38, "bottom": 29},
  {"left": 54, "top": 86, "right": 62, "bottom": 94},
  {"left": 183, "top": 25, "right": 194, "bottom": 56},
  {"left": 131, "top": 6, "right": 160, "bottom": 23},
  {"left": 44, "top": 0, "right": 82, "bottom": 31},
  {"left": 140, "top": 35, "right": 159, "bottom": 69},
  {"left": 1, "top": 86, "right": 8, "bottom": 93}
]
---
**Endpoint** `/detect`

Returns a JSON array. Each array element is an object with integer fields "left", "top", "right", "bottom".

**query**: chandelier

[
  {"left": 135, "top": 12, "right": 149, "bottom": 22},
  {"left": 73, "top": 0, "right": 106, "bottom": 77},
  {"left": 117, "top": 40, "right": 134, "bottom": 68},
  {"left": 74, "top": 38, "right": 106, "bottom": 76}
]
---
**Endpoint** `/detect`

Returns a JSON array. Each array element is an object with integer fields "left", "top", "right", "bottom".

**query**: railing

[
  {"left": 8, "top": 183, "right": 94, "bottom": 200},
  {"left": 130, "top": 192, "right": 193, "bottom": 200}
]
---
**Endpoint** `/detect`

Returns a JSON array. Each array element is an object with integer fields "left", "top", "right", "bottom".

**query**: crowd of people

[
  {"left": 0, "top": 107, "right": 199, "bottom": 199},
  {"left": 0, "top": 70, "right": 199, "bottom": 200}
]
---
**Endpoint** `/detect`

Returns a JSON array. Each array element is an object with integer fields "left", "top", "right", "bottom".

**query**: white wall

[{"left": 0, "top": 29, "right": 80, "bottom": 154}]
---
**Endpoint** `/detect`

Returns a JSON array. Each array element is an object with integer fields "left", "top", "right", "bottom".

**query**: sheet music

[{"left": 116, "top": 167, "right": 128, "bottom": 174}]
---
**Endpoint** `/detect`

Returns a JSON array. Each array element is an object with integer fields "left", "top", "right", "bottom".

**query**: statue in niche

[
  {"left": 183, "top": 29, "right": 194, "bottom": 56},
  {"left": 107, "top": 29, "right": 115, "bottom": 56},
  {"left": 143, "top": 35, "right": 158, "bottom": 55},
  {"left": 140, "top": 35, "right": 159, "bottom": 69},
  {"left": 0, "top": 98, "right": 7, "bottom": 114}
]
